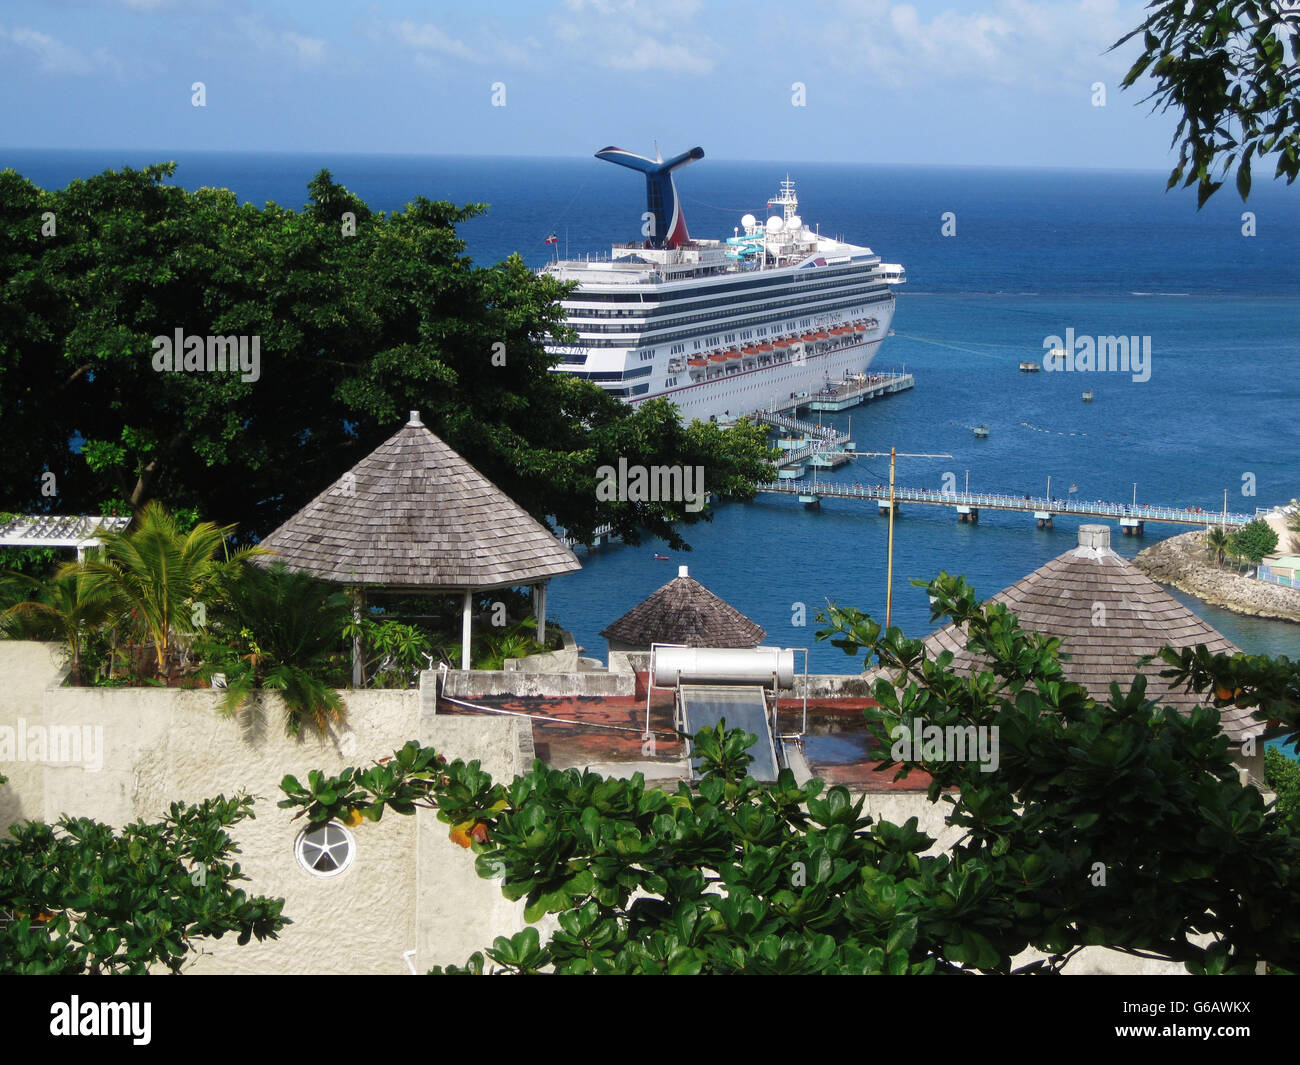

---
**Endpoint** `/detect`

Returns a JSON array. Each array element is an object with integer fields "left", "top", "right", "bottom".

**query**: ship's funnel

[{"left": 595, "top": 144, "right": 704, "bottom": 249}]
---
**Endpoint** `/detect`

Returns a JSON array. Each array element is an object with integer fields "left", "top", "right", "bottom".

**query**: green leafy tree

[
  {"left": 1114, "top": 1, "right": 1300, "bottom": 205},
  {"left": 1227, "top": 517, "right": 1279, "bottom": 565},
  {"left": 0, "top": 788, "right": 288, "bottom": 974},
  {"left": 0, "top": 165, "right": 774, "bottom": 549},
  {"left": 283, "top": 574, "right": 1300, "bottom": 975}
]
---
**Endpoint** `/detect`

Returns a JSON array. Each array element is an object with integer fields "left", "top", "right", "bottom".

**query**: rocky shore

[{"left": 1134, "top": 529, "right": 1300, "bottom": 623}]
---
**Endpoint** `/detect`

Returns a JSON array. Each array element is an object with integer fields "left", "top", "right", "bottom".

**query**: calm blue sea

[{"left": 6, "top": 148, "right": 1299, "bottom": 673}]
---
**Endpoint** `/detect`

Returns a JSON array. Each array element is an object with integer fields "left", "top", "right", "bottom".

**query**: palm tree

[
  {"left": 1206, "top": 526, "right": 1231, "bottom": 569},
  {"left": 73, "top": 502, "right": 258, "bottom": 680},
  {"left": 197, "top": 562, "right": 349, "bottom": 735},
  {"left": 0, "top": 569, "right": 113, "bottom": 684}
]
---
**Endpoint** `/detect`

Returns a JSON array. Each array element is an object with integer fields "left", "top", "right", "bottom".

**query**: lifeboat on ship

[{"left": 708, "top": 351, "right": 729, "bottom": 363}]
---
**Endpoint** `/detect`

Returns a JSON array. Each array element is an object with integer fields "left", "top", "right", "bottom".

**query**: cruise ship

[{"left": 543, "top": 145, "right": 905, "bottom": 424}]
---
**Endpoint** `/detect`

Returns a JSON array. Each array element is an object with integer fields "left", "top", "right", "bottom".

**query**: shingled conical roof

[
  {"left": 257, "top": 413, "right": 580, "bottom": 589},
  {"left": 601, "top": 567, "right": 765, "bottom": 648},
  {"left": 867, "top": 525, "right": 1258, "bottom": 743}
]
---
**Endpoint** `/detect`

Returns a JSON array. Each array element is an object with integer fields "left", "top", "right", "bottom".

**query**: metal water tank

[{"left": 653, "top": 646, "right": 795, "bottom": 689}]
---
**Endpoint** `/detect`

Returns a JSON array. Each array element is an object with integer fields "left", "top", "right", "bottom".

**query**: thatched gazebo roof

[
  {"left": 257, "top": 412, "right": 579, "bottom": 672},
  {"left": 601, "top": 566, "right": 765, "bottom": 649},
  {"left": 865, "top": 525, "right": 1259, "bottom": 743},
  {"left": 257, "top": 412, "right": 579, "bottom": 590}
]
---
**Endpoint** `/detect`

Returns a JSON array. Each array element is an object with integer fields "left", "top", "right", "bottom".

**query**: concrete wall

[
  {"left": 0, "top": 641, "right": 533, "bottom": 975},
  {"left": 441, "top": 667, "right": 634, "bottom": 698}
]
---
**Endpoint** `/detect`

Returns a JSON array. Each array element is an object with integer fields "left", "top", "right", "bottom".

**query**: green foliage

[
  {"left": 1205, "top": 525, "right": 1231, "bottom": 567},
  {"left": 0, "top": 794, "right": 288, "bottom": 974},
  {"left": 197, "top": 561, "right": 349, "bottom": 735},
  {"left": 0, "top": 165, "right": 775, "bottom": 549},
  {"left": 471, "top": 615, "right": 547, "bottom": 671},
  {"left": 1228, "top": 517, "right": 1279, "bottom": 565},
  {"left": 73, "top": 501, "right": 258, "bottom": 679},
  {"left": 1266, "top": 747, "right": 1300, "bottom": 834},
  {"left": 1114, "top": 1, "right": 1300, "bottom": 205},
  {"left": 0, "top": 567, "right": 112, "bottom": 683},
  {"left": 342, "top": 615, "right": 432, "bottom": 688},
  {"left": 285, "top": 579, "right": 1300, "bottom": 974}
]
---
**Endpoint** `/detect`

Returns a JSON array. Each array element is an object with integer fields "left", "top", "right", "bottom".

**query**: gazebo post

[
  {"left": 460, "top": 589, "right": 473, "bottom": 671},
  {"left": 351, "top": 587, "right": 365, "bottom": 688},
  {"left": 533, "top": 581, "right": 547, "bottom": 645}
]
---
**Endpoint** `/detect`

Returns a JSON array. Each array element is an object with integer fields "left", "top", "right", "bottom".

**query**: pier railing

[{"left": 754, "top": 482, "right": 1253, "bottom": 527}]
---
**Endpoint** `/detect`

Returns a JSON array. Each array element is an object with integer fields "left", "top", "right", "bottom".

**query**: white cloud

[
  {"left": 0, "top": 25, "right": 116, "bottom": 76},
  {"left": 809, "top": 0, "right": 1141, "bottom": 91},
  {"left": 232, "top": 15, "right": 327, "bottom": 67},
  {"left": 553, "top": 0, "right": 716, "bottom": 75},
  {"left": 285, "top": 32, "right": 326, "bottom": 65},
  {"left": 393, "top": 20, "right": 477, "bottom": 62}
]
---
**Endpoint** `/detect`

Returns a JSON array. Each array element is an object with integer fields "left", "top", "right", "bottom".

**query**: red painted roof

[{"left": 437, "top": 673, "right": 932, "bottom": 792}]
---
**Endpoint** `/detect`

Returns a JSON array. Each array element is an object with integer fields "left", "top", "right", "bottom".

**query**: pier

[
  {"left": 754, "top": 411, "right": 855, "bottom": 472},
  {"left": 749, "top": 370, "right": 913, "bottom": 418},
  {"left": 754, "top": 482, "right": 1256, "bottom": 532}
]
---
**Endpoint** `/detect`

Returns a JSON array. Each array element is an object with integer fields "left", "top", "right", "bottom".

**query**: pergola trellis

[
  {"left": 0, "top": 514, "right": 131, "bottom": 560},
  {"left": 256, "top": 411, "right": 581, "bottom": 679}
]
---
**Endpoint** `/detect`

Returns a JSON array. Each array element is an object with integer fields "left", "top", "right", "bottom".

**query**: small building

[
  {"left": 600, "top": 565, "right": 765, "bottom": 653},
  {"left": 867, "top": 524, "right": 1266, "bottom": 773},
  {"left": 256, "top": 412, "right": 580, "bottom": 672},
  {"left": 1258, "top": 555, "right": 1300, "bottom": 588}
]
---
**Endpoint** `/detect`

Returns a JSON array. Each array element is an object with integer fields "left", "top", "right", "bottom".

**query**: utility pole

[
  {"left": 965, "top": 469, "right": 970, "bottom": 495},
  {"left": 856, "top": 448, "right": 952, "bottom": 627},
  {"left": 1132, "top": 482, "right": 1138, "bottom": 508}
]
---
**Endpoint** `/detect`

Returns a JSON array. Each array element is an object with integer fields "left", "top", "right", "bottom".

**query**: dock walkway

[{"left": 755, "top": 482, "right": 1255, "bottom": 532}]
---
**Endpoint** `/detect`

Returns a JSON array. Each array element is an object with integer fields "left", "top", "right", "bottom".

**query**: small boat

[
  {"left": 1082, "top": 390, "right": 1094, "bottom": 402},
  {"left": 972, "top": 425, "right": 989, "bottom": 438},
  {"left": 1019, "top": 361, "right": 1041, "bottom": 373},
  {"left": 653, "top": 554, "right": 670, "bottom": 560}
]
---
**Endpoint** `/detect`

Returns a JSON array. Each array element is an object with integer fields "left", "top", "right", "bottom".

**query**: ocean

[{"left": 5, "top": 148, "right": 1299, "bottom": 671}]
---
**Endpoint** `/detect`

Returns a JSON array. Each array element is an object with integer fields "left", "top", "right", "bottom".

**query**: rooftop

[{"left": 257, "top": 412, "right": 580, "bottom": 590}]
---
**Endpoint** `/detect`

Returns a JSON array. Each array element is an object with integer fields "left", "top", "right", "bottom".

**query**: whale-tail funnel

[{"left": 596, "top": 145, "right": 704, "bottom": 249}]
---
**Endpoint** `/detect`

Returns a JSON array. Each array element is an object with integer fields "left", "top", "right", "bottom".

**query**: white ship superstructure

[{"left": 544, "top": 145, "right": 905, "bottom": 424}]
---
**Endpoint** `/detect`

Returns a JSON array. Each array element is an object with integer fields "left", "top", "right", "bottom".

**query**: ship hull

[{"left": 632, "top": 305, "right": 896, "bottom": 424}]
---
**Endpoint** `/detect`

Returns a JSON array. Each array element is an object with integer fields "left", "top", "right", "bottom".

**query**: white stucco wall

[{"left": 0, "top": 641, "right": 535, "bottom": 974}]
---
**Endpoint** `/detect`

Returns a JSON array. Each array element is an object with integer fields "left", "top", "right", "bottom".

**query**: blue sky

[{"left": 1, "top": 0, "right": 1187, "bottom": 170}]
